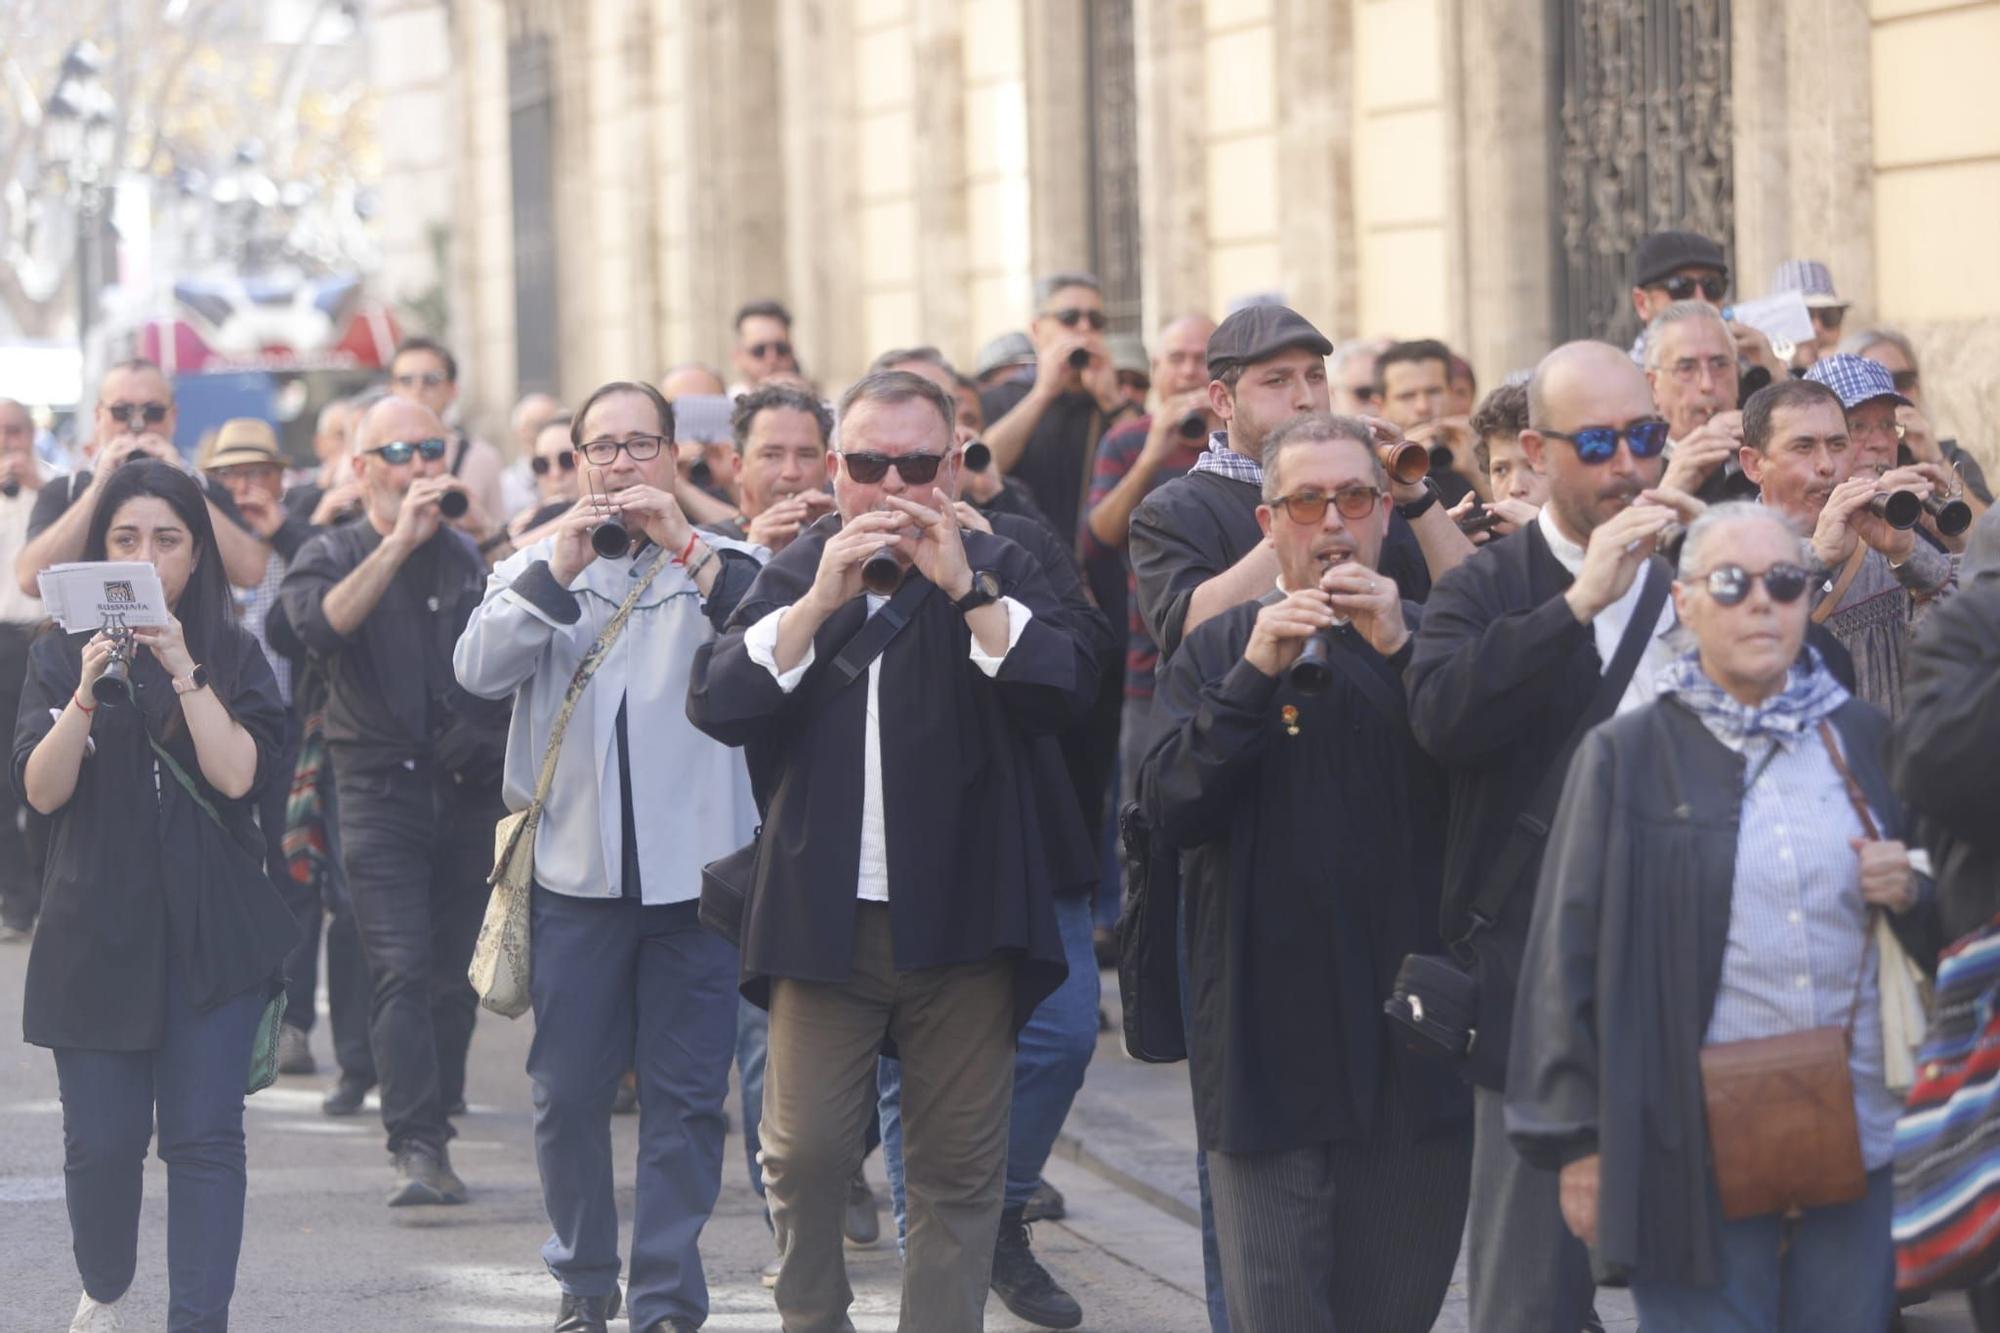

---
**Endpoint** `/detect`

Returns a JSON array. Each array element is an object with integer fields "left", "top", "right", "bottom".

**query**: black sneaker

[
  {"left": 843, "top": 1168, "right": 880, "bottom": 1246},
  {"left": 1022, "top": 1178, "right": 1066, "bottom": 1222},
  {"left": 276, "top": 1024, "right": 317, "bottom": 1076},
  {"left": 552, "top": 1284, "right": 621, "bottom": 1332},
  {"left": 386, "top": 1143, "right": 467, "bottom": 1207},
  {"left": 321, "top": 1074, "right": 373, "bottom": 1116},
  {"left": 991, "top": 1205, "right": 1082, "bottom": 1329}
]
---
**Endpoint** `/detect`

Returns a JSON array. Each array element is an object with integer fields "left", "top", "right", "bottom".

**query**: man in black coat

[
  {"left": 1406, "top": 340, "right": 1852, "bottom": 1332},
  {"left": 1143, "top": 413, "right": 1472, "bottom": 1331},
  {"left": 686, "top": 371, "right": 1095, "bottom": 1333}
]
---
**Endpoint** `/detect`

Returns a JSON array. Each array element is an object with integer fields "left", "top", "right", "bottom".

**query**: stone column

[
  {"left": 1023, "top": 0, "right": 1093, "bottom": 278},
  {"left": 1133, "top": 0, "right": 1211, "bottom": 326},
  {"left": 776, "top": 0, "right": 862, "bottom": 385},
  {"left": 1273, "top": 0, "right": 1355, "bottom": 336},
  {"left": 912, "top": 0, "right": 972, "bottom": 365}
]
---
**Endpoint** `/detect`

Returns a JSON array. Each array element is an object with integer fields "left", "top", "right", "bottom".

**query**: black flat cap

[
  {"left": 1206, "top": 304, "right": 1334, "bottom": 379},
  {"left": 1632, "top": 230, "right": 1728, "bottom": 289}
]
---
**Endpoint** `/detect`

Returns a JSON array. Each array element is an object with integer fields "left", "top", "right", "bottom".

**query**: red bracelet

[
  {"left": 72, "top": 692, "right": 95, "bottom": 715},
  {"left": 675, "top": 532, "right": 699, "bottom": 565}
]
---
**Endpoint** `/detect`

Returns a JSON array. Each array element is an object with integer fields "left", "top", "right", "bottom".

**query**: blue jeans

[
  {"left": 54, "top": 952, "right": 266, "bottom": 1332},
  {"left": 878, "top": 891, "right": 1101, "bottom": 1245},
  {"left": 1630, "top": 1167, "right": 1894, "bottom": 1332},
  {"left": 527, "top": 888, "right": 738, "bottom": 1329}
]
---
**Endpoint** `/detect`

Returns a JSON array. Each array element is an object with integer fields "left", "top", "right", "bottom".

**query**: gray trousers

[
  {"left": 762, "top": 904, "right": 1016, "bottom": 1333},
  {"left": 1207, "top": 1105, "right": 1470, "bottom": 1333},
  {"left": 1466, "top": 1084, "right": 1598, "bottom": 1333}
]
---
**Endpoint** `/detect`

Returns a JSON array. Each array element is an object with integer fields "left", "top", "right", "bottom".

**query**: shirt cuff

[
  {"left": 506, "top": 560, "right": 583, "bottom": 626},
  {"left": 968, "top": 596, "right": 1032, "bottom": 678},
  {"left": 745, "top": 605, "right": 815, "bottom": 693}
]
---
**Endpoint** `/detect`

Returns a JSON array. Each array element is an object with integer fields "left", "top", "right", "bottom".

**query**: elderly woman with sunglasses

[{"left": 1506, "top": 501, "right": 1935, "bottom": 1332}]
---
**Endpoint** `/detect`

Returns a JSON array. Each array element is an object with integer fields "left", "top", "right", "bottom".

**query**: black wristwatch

[
  {"left": 954, "top": 570, "right": 1002, "bottom": 614},
  {"left": 1396, "top": 479, "right": 1441, "bottom": 520}
]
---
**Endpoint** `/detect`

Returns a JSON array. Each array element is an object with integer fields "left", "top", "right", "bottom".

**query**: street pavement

[{"left": 0, "top": 937, "right": 1976, "bottom": 1330}]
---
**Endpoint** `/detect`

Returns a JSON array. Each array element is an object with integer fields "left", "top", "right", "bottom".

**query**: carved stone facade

[{"left": 371, "top": 0, "right": 1999, "bottom": 470}]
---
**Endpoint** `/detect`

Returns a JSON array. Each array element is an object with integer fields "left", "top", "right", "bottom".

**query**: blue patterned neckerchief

[
  {"left": 1659, "top": 645, "right": 1850, "bottom": 747},
  {"left": 1189, "top": 434, "right": 1263, "bottom": 485}
]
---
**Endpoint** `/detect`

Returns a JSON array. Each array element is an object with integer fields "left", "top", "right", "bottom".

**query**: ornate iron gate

[
  {"left": 508, "top": 33, "right": 560, "bottom": 395},
  {"left": 1085, "top": 0, "right": 1142, "bottom": 339},
  {"left": 1547, "top": 0, "right": 1733, "bottom": 343}
]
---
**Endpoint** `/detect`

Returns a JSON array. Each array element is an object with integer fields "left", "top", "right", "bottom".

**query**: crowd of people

[{"left": 4, "top": 223, "right": 1998, "bottom": 1333}]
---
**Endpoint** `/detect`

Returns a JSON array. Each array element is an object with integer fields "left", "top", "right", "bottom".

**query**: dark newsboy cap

[
  {"left": 1632, "top": 230, "right": 1729, "bottom": 290},
  {"left": 1205, "top": 304, "right": 1334, "bottom": 379}
]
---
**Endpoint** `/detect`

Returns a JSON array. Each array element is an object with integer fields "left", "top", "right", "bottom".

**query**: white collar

[{"left": 1537, "top": 505, "right": 1589, "bottom": 575}]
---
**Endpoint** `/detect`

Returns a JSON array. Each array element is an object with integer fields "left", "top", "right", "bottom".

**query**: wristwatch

[
  {"left": 172, "top": 664, "right": 210, "bottom": 696},
  {"left": 954, "top": 570, "right": 1003, "bottom": 614},
  {"left": 1395, "top": 479, "right": 1441, "bottom": 521}
]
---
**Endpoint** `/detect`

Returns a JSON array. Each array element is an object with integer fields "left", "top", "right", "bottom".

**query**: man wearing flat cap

[{"left": 1627, "top": 228, "right": 1788, "bottom": 390}]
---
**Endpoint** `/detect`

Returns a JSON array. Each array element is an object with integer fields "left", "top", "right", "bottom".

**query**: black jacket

[
  {"left": 1506, "top": 695, "right": 1931, "bottom": 1287},
  {"left": 1144, "top": 593, "right": 1470, "bottom": 1153},
  {"left": 14, "top": 624, "right": 295, "bottom": 1050},
  {"left": 685, "top": 517, "right": 1095, "bottom": 1025},
  {"left": 1406, "top": 523, "right": 1858, "bottom": 1076}
]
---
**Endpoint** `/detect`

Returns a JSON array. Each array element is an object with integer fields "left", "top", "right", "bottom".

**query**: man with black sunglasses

[
  {"left": 278, "top": 394, "right": 511, "bottom": 1210},
  {"left": 1627, "top": 229, "right": 1788, "bottom": 390},
  {"left": 15, "top": 359, "right": 273, "bottom": 597},
  {"left": 731, "top": 300, "right": 803, "bottom": 394},
  {"left": 977, "top": 272, "right": 1127, "bottom": 541}
]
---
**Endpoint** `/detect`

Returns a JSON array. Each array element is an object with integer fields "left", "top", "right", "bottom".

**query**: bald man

[
  {"left": 278, "top": 395, "right": 509, "bottom": 1209},
  {"left": 659, "top": 363, "right": 728, "bottom": 400}
]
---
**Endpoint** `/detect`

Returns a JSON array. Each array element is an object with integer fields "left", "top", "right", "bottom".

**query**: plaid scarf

[
  {"left": 1659, "top": 645, "right": 1849, "bottom": 746},
  {"left": 1189, "top": 435, "right": 1263, "bottom": 486}
]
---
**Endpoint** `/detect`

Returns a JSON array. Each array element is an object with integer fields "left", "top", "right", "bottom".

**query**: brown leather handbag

[{"left": 1698, "top": 720, "right": 1884, "bottom": 1221}]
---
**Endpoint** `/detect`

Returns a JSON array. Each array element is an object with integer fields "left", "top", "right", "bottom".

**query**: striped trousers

[{"left": 1207, "top": 1114, "right": 1471, "bottom": 1332}]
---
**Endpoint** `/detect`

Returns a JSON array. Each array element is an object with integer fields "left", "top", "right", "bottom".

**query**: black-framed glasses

[
  {"left": 1698, "top": 562, "right": 1810, "bottom": 607},
  {"left": 579, "top": 434, "right": 668, "bottom": 466},
  {"left": 530, "top": 451, "right": 576, "bottom": 476},
  {"left": 104, "top": 401, "right": 169, "bottom": 429},
  {"left": 839, "top": 451, "right": 946, "bottom": 486},
  {"left": 1537, "top": 418, "right": 1671, "bottom": 464},
  {"left": 1891, "top": 369, "right": 1919, "bottom": 393},
  {"left": 746, "top": 340, "right": 793, "bottom": 360},
  {"left": 392, "top": 371, "right": 448, "bottom": 390},
  {"left": 1047, "top": 307, "right": 1107, "bottom": 331},
  {"left": 1269, "top": 485, "right": 1383, "bottom": 524},
  {"left": 1658, "top": 273, "right": 1727, "bottom": 302},
  {"left": 368, "top": 437, "right": 449, "bottom": 465}
]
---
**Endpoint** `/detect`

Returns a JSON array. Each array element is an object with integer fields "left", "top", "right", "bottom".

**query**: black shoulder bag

[
  {"left": 698, "top": 576, "right": 933, "bottom": 945},
  {"left": 1385, "top": 559, "right": 1670, "bottom": 1087}
]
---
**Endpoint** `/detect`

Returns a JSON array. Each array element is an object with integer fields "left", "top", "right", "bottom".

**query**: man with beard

[
  {"left": 1143, "top": 412, "right": 1471, "bottom": 1331},
  {"left": 1648, "top": 301, "right": 1755, "bottom": 503},
  {"left": 708, "top": 386, "right": 836, "bottom": 553},
  {"left": 1741, "top": 371, "right": 1953, "bottom": 717}
]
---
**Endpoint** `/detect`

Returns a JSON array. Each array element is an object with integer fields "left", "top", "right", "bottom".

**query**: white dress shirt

[
  {"left": 743, "top": 591, "right": 1032, "bottom": 901},
  {"left": 1538, "top": 506, "right": 1678, "bottom": 713}
]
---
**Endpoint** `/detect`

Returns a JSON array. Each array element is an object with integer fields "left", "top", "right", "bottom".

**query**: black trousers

[
  {"left": 332, "top": 755, "right": 498, "bottom": 1154},
  {"left": 0, "top": 622, "right": 47, "bottom": 930}
]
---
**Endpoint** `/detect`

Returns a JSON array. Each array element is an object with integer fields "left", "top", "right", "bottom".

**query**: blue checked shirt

[{"left": 1699, "top": 724, "right": 1902, "bottom": 1169}]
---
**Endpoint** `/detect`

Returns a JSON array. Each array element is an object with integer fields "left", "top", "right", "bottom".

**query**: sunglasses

[
  {"left": 1811, "top": 307, "right": 1845, "bottom": 332},
  {"left": 1698, "top": 562, "right": 1810, "bottom": 607},
  {"left": 1891, "top": 369, "right": 1919, "bottom": 393},
  {"left": 368, "top": 437, "right": 449, "bottom": 465},
  {"left": 839, "top": 451, "right": 946, "bottom": 485},
  {"left": 580, "top": 434, "right": 667, "bottom": 466},
  {"left": 746, "top": 340, "right": 793, "bottom": 360},
  {"left": 392, "top": 371, "right": 449, "bottom": 390},
  {"left": 1657, "top": 274, "right": 1728, "bottom": 302},
  {"left": 1537, "top": 418, "right": 1671, "bottom": 464},
  {"left": 530, "top": 451, "right": 577, "bottom": 476},
  {"left": 104, "top": 401, "right": 169, "bottom": 429},
  {"left": 1269, "top": 485, "right": 1384, "bottom": 524},
  {"left": 1047, "top": 308, "right": 1108, "bottom": 331}
]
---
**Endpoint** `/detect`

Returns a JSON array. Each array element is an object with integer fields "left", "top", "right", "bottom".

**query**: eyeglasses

[
  {"left": 104, "top": 401, "right": 169, "bottom": 429},
  {"left": 392, "top": 371, "right": 449, "bottom": 390},
  {"left": 1697, "top": 562, "right": 1810, "bottom": 607},
  {"left": 1811, "top": 307, "right": 1845, "bottom": 332},
  {"left": 746, "top": 340, "right": 793, "bottom": 361},
  {"left": 1536, "top": 418, "right": 1671, "bottom": 464},
  {"left": 1657, "top": 274, "right": 1727, "bottom": 302},
  {"left": 530, "top": 451, "right": 576, "bottom": 476},
  {"left": 839, "top": 451, "right": 946, "bottom": 485},
  {"left": 367, "top": 437, "right": 449, "bottom": 465},
  {"left": 1046, "top": 308, "right": 1108, "bottom": 331},
  {"left": 1269, "top": 486, "right": 1384, "bottom": 524},
  {"left": 1661, "top": 355, "right": 1735, "bottom": 385},
  {"left": 579, "top": 434, "right": 668, "bottom": 466},
  {"left": 1891, "top": 369, "right": 1919, "bottom": 393}
]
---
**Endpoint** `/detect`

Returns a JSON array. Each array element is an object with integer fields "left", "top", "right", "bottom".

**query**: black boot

[
  {"left": 552, "top": 1284, "right": 621, "bottom": 1333},
  {"left": 990, "top": 1205, "right": 1082, "bottom": 1330}
]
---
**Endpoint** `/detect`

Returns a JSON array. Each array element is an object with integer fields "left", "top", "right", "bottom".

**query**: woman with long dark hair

[{"left": 15, "top": 459, "right": 295, "bottom": 1332}]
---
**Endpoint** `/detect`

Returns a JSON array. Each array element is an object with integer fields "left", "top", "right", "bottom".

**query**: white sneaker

[{"left": 70, "top": 1291, "right": 122, "bottom": 1331}]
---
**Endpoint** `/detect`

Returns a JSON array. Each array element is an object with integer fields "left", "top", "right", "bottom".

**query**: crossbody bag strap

[
  {"left": 1462, "top": 557, "right": 1671, "bottom": 937},
  {"left": 149, "top": 733, "right": 226, "bottom": 829},
  {"left": 1816, "top": 717, "right": 1885, "bottom": 1036},
  {"left": 525, "top": 545, "right": 676, "bottom": 813},
  {"left": 1310, "top": 625, "right": 1407, "bottom": 729},
  {"left": 827, "top": 574, "right": 933, "bottom": 689},
  {"left": 1811, "top": 546, "right": 1868, "bottom": 625}
]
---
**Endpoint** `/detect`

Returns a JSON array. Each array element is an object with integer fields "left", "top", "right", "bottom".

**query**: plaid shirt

[
  {"left": 1189, "top": 434, "right": 1262, "bottom": 485},
  {"left": 236, "top": 551, "right": 292, "bottom": 707}
]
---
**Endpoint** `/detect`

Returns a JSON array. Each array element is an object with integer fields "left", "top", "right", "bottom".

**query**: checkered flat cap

[{"left": 1805, "top": 353, "right": 1912, "bottom": 409}]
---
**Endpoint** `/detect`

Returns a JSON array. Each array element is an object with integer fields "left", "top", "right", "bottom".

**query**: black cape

[
  {"left": 686, "top": 515, "right": 1096, "bottom": 1026},
  {"left": 1143, "top": 593, "right": 1470, "bottom": 1154}
]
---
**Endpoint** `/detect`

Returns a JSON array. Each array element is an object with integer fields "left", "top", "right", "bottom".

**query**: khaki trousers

[{"left": 762, "top": 903, "right": 1016, "bottom": 1333}]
